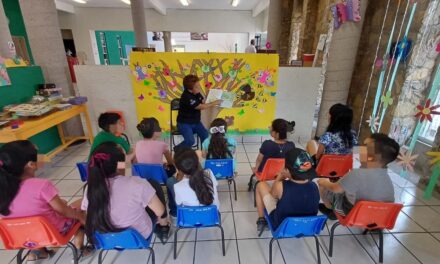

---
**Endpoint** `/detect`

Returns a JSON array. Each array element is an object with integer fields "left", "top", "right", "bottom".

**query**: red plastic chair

[
  {"left": 248, "top": 158, "right": 285, "bottom": 207},
  {"left": 0, "top": 216, "right": 81, "bottom": 264},
  {"left": 316, "top": 155, "right": 352, "bottom": 179},
  {"left": 329, "top": 201, "right": 403, "bottom": 263}
]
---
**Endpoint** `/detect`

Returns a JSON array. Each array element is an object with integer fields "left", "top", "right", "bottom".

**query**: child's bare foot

[{"left": 27, "top": 248, "right": 55, "bottom": 261}]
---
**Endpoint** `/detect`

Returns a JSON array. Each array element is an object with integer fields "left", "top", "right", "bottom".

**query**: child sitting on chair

[
  {"left": 318, "top": 133, "right": 398, "bottom": 220},
  {"left": 89, "top": 112, "right": 131, "bottom": 159},
  {"left": 0, "top": 140, "right": 89, "bottom": 261},
  {"left": 255, "top": 148, "right": 320, "bottom": 233},
  {"left": 200, "top": 118, "right": 237, "bottom": 170},
  {"left": 82, "top": 142, "right": 170, "bottom": 243},
  {"left": 172, "top": 148, "right": 220, "bottom": 208},
  {"left": 134, "top": 117, "right": 177, "bottom": 217}
]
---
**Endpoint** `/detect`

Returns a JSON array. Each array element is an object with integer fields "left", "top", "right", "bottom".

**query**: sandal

[
  {"left": 256, "top": 217, "right": 268, "bottom": 237},
  {"left": 27, "top": 248, "right": 55, "bottom": 262}
]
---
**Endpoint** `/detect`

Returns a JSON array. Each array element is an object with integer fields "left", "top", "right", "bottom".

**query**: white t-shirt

[
  {"left": 174, "top": 169, "right": 220, "bottom": 209},
  {"left": 245, "top": 45, "right": 257, "bottom": 53}
]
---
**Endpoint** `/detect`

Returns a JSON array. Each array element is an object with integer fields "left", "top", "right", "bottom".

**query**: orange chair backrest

[
  {"left": 259, "top": 158, "right": 285, "bottom": 181},
  {"left": 106, "top": 110, "right": 126, "bottom": 137},
  {"left": 316, "top": 155, "right": 353, "bottom": 177},
  {"left": 0, "top": 216, "right": 68, "bottom": 249},
  {"left": 339, "top": 201, "right": 403, "bottom": 230}
]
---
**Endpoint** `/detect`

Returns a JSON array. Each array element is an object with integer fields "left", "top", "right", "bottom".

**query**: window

[{"left": 419, "top": 89, "right": 440, "bottom": 144}]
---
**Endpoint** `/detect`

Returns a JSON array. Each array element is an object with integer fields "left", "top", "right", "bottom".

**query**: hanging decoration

[
  {"left": 331, "top": 0, "right": 362, "bottom": 29},
  {"left": 415, "top": 99, "right": 440, "bottom": 122},
  {"left": 396, "top": 149, "right": 419, "bottom": 172},
  {"left": 366, "top": 115, "right": 380, "bottom": 132},
  {"left": 424, "top": 151, "right": 440, "bottom": 199}
]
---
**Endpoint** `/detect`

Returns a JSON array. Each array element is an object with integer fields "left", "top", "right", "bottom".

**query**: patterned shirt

[{"left": 319, "top": 131, "right": 358, "bottom": 155}]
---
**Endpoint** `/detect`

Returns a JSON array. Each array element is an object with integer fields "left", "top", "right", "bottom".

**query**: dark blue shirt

[
  {"left": 177, "top": 89, "right": 204, "bottom": 124},
  {"left": 258, "top": 140, "right": 295, "bottom": 172},
  {"left": 269, "top": 180, "right": 320, "bottom": 230}
]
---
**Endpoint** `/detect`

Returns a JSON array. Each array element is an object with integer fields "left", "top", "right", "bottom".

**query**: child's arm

[
  {"left": 315, "top": 144, "right": 325, "bottom": 160},
  {"left": 146, "top": 195, "right": 165, "bottom": 218},
  {"left": 49, "top": 195, "right": 86, "bottom": 224},
  {"left": 164, "top": 149, "right": 174, "bottom": 165},
  {"left": 252, "top": 153, "right": 264, "bottom": 174},
  {"left": 318, "top": 178, "right": 344, "bottom": 193},
  {"left": 195, "top": 100, "right": 222, "bottom": 110}
]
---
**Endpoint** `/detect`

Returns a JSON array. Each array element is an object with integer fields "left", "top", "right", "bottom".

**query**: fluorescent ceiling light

[
  {"left": 231, "top": 0, "right": 239, "bottom": 7},
  {"left": 73, "top": 0, "right": 86, "bottom": 4},
  {"left": 180, "top": 0, "right": 189, "bottom": 6},
  {"left": 121, "top": 0, "right": 131, "bottom": 5}
]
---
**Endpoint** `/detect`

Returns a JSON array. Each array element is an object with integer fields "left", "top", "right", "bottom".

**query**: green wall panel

[
  {"left": 0, "top": 67, "right": 61, "bottom": 154},
  {"left": 2, "top": 0, "right": 34, "bottom": 64},
  {"left": 95, "top": 31, "right": 135, "bottom": 65}
]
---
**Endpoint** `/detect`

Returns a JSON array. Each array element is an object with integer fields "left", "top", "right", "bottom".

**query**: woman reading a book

[{"left": 175, "top": 75, "right": 221, "bottom": 151}]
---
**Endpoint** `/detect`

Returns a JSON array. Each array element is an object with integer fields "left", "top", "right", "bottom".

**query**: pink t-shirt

[
  {"left": 135, "top": 139, "right": 168, "bottom": 164},
  {"left": 2, "top": 178, "right": 71, "bottom": 233},
  {"left": 81, "top": 175, "right": 156, "bottom": 238}
]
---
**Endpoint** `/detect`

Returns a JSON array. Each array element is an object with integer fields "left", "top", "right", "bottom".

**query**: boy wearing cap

[
  {"left": 255, "top": 148, "right": 320, "bottom": 233},
  {"left": 318, "top": 133, "right": 399, "bottom": 220}
]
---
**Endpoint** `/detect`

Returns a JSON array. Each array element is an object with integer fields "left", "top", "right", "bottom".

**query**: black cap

[{"left": 285, "top": 148, "right": 317, "bottom": 180}]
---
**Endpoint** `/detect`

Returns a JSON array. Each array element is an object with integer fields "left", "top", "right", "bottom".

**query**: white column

[{"left": 131, "top": 0, "right": 148, "bottom": 47}]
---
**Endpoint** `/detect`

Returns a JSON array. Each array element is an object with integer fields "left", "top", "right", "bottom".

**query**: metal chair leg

[
  {"left": 378, "top": 229, "right": 384, "bottom": 263},
  {"left": 254, "top": 180, "right": 261, "bottom": 207},
  {"left": 173, "top": 228, "right": 180, "bottom": 259},
  {"left": 314, "top": 235, "right": 321, "bottom": 264},
  {"left": 217, "top": 225, "right": 226, "bottom": 256},
  {"left": 248, "top": 174, "right": 255, "bottom": 191},
  {"left": 269, "top": 238, "right": 275, "bottom": 264},
  {"left": 98, "top": 250, "right": 104, "bottom": 264},
  {"left": 149, "top": 247, "right": 155, "bottom": 264},
  {"left": 16, "top": 249, "right": 25, "bottom": 264},
  {"left": 67, "top": 242, "right": 79, "bottom": 264},
  {"left": 329, "top": 222, "right": 340, "bottom": 257},
  {"left": 232, "top": 179, "right": 237, "bottom": 201}
]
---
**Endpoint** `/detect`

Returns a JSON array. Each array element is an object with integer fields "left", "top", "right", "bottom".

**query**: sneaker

[
  {"left": 256, "top": 217, "right": 268, "bottom": 237},
  {"left": 155, "top": 225, "right": 170, "bottom": 244},
  {"left": 318, "top": 203, "right": 337, "bottom": 220}
]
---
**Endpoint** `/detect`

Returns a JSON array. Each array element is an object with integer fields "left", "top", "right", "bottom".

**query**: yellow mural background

[{"left": 129, "top": 52, "right": 279, "bottom": 133}]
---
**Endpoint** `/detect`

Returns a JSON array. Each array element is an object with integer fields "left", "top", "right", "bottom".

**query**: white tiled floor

[{"left": 2, "top": 140, "right": 440, "bottom": 264}]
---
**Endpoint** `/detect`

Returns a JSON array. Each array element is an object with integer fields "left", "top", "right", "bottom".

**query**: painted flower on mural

[
  {"left": 415, "top": 99, "right": 440, "bottom": 122},
  {"left": 366, "top": 115, "right": 380, "bottom": 132},
  {"left": 397, "top": 149, "right": 419, "bottom": 172},
  {"left": 426, "top": 151, "right": 440, "bottom": 166},
  {"left": 381, "top": 91, "right": 394, "bottom": 107}
]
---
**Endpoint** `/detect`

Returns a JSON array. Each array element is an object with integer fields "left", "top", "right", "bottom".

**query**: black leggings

[{"left": 145, "top": 179, "right": 168, "bottom": 221}]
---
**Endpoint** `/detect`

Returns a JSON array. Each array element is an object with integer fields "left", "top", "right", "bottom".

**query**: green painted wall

[
  {"left": 95, "top": 31, "right": 135, "bottom": 65},
  {"left": 0, "top": 67, "right": 61, "bottom": 154},
  {"left": 2, "top": 0, "right": 34, "bottom": 64}
]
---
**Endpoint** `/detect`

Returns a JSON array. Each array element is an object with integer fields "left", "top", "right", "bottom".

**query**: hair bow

[
  {"left": 210, "top": 126, "right": 225, "bottom": 134},
  {"left": 90, "top": 153, "right": 110, "bottom": 167}
]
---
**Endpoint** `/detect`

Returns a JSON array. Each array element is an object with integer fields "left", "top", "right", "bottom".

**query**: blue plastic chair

[
  {"left": 204, "top": 159, "right": 237, "bottom": 201},
  {"left": 76, "top": 162, "right": 88, "bottom": 182},
  {"left": 94, "top": 228, "right": 154, "bottom": 264},
  {"left": 264, "top": 211, "right": 327, "bottom": 264},
  {"left": 132, "top": 163, "right": 168, "bottom": 184},
  {"left": 174, "top": 205, "right": 225, "bottom": 259}
]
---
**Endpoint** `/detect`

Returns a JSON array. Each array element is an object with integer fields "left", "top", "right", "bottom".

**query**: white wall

[
  {"left": 58, "top": 8, "right": 265, "bottom": 65},
  {"left": 75, "top": 65, "right": 321, "bottom": 144}
]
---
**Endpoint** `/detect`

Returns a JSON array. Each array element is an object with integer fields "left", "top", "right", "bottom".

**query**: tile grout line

[
  {"left": 388, "top": 232, "right": 424, "bottom": 264},
  {"left": 229, "top": 179, "right": 242, "bottom": 264}
]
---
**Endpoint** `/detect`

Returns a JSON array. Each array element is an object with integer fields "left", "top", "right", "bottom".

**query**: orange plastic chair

[
  {"left": 0, "top": 216, "right": 81, "bottom": 264},
  {"left": 316, "top": 155, "right": 352, "bottom": 179},
  {"left": 329, "top": 201, "right": 403, "bottom": 263},
  {"left": 248, "top": 158, "right": 285, "bottom": 207}
]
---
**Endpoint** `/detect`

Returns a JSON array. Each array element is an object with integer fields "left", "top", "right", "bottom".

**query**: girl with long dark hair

[
  {"left": 200, "top": 118, "right": 237, "bottom": 169},
  {"left": 173, "top": 148, "right": 220, "bottom": 208},
  {"left": 308, "top": 104, "right": 358, "bottom": 160},
  {"left": 0, "top": 140, "right": 87, "bottom": 261},
  {"left": 81, "top": 142, "right": 170, "bottom": 243}
]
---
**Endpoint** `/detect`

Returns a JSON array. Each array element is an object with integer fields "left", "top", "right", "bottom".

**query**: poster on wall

[
  {"left": 152, "top": 32, "right": 163, "bottom": 41},
  {"left": 129, "top": 52, "right": 279, "bottom": 134},
  {"left": 190, "top": 32, "right": 208, "bottom": 40},
  {"left": 0, "top": 57, "right": 11, "bottom": 86}
]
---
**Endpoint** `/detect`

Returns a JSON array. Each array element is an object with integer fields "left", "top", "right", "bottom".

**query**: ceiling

[{"left": 59, "top": 0, "right": 262, "bottom": 11}]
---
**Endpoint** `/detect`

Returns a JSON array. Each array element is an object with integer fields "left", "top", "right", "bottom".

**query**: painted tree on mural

[{"left": 133, "top": 58, "right": 275, "bottom": 109}]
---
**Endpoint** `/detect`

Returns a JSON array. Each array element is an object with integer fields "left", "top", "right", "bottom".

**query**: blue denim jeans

[
  {"left": 176, "top": 122, "right": 208, "bottom": 149},
  {"left": 166, "top": 177, "right": 178, "bottom": 217}
]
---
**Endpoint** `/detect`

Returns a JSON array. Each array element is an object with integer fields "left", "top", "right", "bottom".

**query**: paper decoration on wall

[
  {"left": 331, "top": 0, "right": 362, "bottom": 29},
  {"left": 0, "top": 57, "right": 11, "bottom": 86},
  {"left": 436, "top": 42, "right": 440, "bottom": 52},
  {"left": 424, "top": 151, "right": 440, "bottom": 199},
  {"left": 390, "top": 39, "right": 413, "bottom": 63},
  {"left": 366, "top": 115, "right": 379, "bottom": 132},
  {"left": 396, "top": 149, "right": 419, "bottom": 172},
  {"left": 129, "top": 52, "right": 279, "bottom": 133},
  {"left": 415, "top": 99, "right": 440, "bottom": 122},
  {"left": 265, "top": 42, "right": 272, "bottom": 50}
]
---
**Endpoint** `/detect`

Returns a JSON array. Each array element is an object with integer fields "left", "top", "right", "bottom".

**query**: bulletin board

[{"left": 129, "top": 52, "right": 279, "bottom": 133}]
